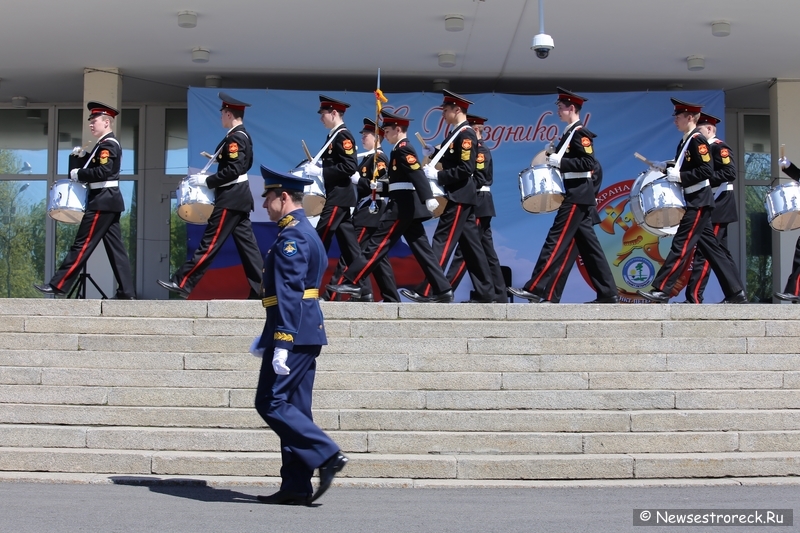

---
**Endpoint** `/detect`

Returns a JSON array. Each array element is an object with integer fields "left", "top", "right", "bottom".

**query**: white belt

[
  {"left": 713, "top": 182, "right": 733, "bottom": 200},
  {"left": 389, "top": 183, "right": 415, "bottom": 192},
  {"left": 478, "top": 186, "right": 491, "bottom": 192},
  {"left": 89, "top": 180, "right": 119, "bottom": 190},
  {"left": 218, "top": 174, "right": 249, "bottom": 188},
  {"left": 684, "top": 179, "right": 710, "bottom": 194},
  {"left": 562, "top": 172, "right": 591, "bottom": 180}
]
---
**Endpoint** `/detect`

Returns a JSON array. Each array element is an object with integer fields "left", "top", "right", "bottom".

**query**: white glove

[
  {"left": 248, "top": 336, "right": 265, "bottom": 358},
  {"left": 350, "top": 171, "right": 360, "bottom": 185},
  {"left": 425, "top": 198, "right": 439, "bottom": 214},
  {"left": 69, "top": 169, "right": 80, "bottom": 182},
  {"left": 547, "top": 153, "right": 561, "bottom": 168},
  {"left": 303, "top": 163, "right": 322, "bottom": 177},
  {"left": 780, "top": 157, "right": 791, "bottom": 170},
  {"left": 71, "top": 146, "right": 86, "bottom": 157},
  {"left": 187, "top": 174, "right": 208, "bottom": 187},
  {"left": 272, "top": 348, "right": 290, "bottom": 375},
  {"left": 666, "top": 167, "right": 681, "bottom": 183},
  {"left": 423, "top": 165, "right": 439, "bottom": 181},
  {"left": 422, "top": 144, "right": 435, "bottom": 157},
  {"left": 651, "top": 160, "right": 667, "bottom": 172}
]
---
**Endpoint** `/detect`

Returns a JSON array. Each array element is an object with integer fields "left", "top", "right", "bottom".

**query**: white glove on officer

[
  {"left": 272, "top": 348, "right": 290, "bottom": 375},
  {"left": 422, "top": 144, "right": 435, "bottom": 157},
  {"left": 780, "top": 156, "right": 792, "bottom": 170},
  {"left": 350, "top": 171, "right": 361, "bottom": 185},
  {"left": 248, "top": 336, "right": 265, "bottom": 358},
  {"left": 547, "top": 153, "right": 561, "bottom": 168},
  {"left": 425, "top": 198, "right": 439, "bottom": 214},
  {"left": 651, "top": 160, "right": 668, "bottom": 172},
  {"left": 187, "top": 174, "right": 208, "bottom": 187},
  {"left": 71, "top": 146, "right": 86, "bottom": 157},
  {"left": 423, "top": 165, "right": 439, "bottom": 181},
  {"left": 303, "top": 163, "right": 322, "bottom": 178},
  {"left": 666, "top": 167, "right": 681, "bottom": 183},
  {"left": 69, "top": 169, "right": 80, "bottom": 182}
]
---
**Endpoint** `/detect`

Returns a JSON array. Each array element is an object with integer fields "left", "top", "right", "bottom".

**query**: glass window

[
  {"left": 120, "top": 109, "right": 140, "bottom": 176},
  {"left": 57, "top": 109, "right": 83, "bottom": 176},
  {"left": 165, "top": 109, "right": 188, "bottom": 175},
  {"left": 0, "top": 110, "right": 49, "bottom": 175},
  {"left": 57, "top": 109, "right": 139, "bottom": 176},
  {"left": 742, "top": 114, "right": 772, "bottom": 303},
  {"left": 168, "top": 193, "right": 188, "bottom": 300},
  {"left": 0, "top": 180, "right": 47, "bottom": 297}
]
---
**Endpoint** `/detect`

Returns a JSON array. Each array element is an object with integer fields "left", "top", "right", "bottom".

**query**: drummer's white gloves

[
  {"left": 69, "top": 169, "right": 80, "bottom": 182},
  {"left": 666, "top": 167, "right": 681, "bottom": 183},
  {"left": 272, "top": 348, "right": 290, "bottom": 375},
  {"left": 303, "top": 163, "right": 322, "bottom": 177},
  {"left": 547, "top": 153, "right": 562, "bottom": 168},
  {"left": 651, "top": 160, "right": 668, "bottom": 172},
  {"left": 350, "top": 171, "right": 361, "bottom": 185},
  {"left": 187, "top": 174, "right": 208, "bottom": 187},
  {"left": 248, "top": 336, "right": 265, "bottom": 358},
  {"left": 425, "top": 198, "right": 439, "bottom": 214},
  {"left": 71, "top": 146, "right": 86, "bottom": 157},
  {"left": 780, "top": 157, "right": 791, "bottom": 170},
  {"left": 423, "top": 165, "right": 439, "bottom": 181},
  {"left": 422, "top": 144, "right": 436, "bottom": 157}
]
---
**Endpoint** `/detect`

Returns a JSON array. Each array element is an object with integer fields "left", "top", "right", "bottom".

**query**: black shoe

[
  {"left": 157, "top": 279, "right": 189, "bottom": 299},
  {"left": 774, "top": 292, "right": 800, "bottom": 303},
  {"left": 256, "top": 490, "right": 311, "bottom": 506},
  {"left": 399, "top": 288, "right": 430, "bottom": 302},
  {"left": 355, "top": 293, "right": 374, "bottom": 302},
  {"left": 312, "top": 452, "right": 348, "bottom": 503},
  {"left": 325, "top": 283, "right": 362, "bottom": 298},
  {"left": 722, "top": 290, "right": 748, "bottom": 304},
  {"left": 507, "top": 287, "right": 543, "bottom": 303},
  {"left": 637, "top": 289, "right": 669, "bottom": 303},
  {"left": 429, "top": 290, "right": 454, "bottom": 303},
  {"left": 33, "top": 283, "right": 64, "bottom": 296},
  {"left": 586, "top": 295, "right": 619, "bottom": 304}
]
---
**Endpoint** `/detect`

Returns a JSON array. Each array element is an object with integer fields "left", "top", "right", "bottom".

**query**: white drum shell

[
  {"left": 765, "top": 181, "right": 800, "bottom": 231},
  {"left": 629, "top": 170, "right": 678, "bottom": 237},
  {"left": 177, "top": 175, "right": 215, "bottom": 225},
  {"left": 428, "top": 178, "right": 447, "bottom": 218},
  {"left": 47, "top": 179, "right": 88, "bottom": 225},
  {"left": 640, "top": 178, "right": 686, "bottom": 229},
  {"left": 291, "top": 168, "right": 327, "bottom": 217},
  {"left": 519, "top": 165, "right": 565, "bottom": 214}
]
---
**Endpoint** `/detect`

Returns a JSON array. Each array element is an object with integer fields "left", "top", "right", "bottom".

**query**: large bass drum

[
  {"left": 47, "top": 179, "right": 88, "bottom": 224},
  {"left": 630, "top": 169, "right": 679, "bottom": 237},
  {"left": 765, "top": 181, "right": 800, "bottom": 231},
  {"left": 176, "top": 175, "right": 215, "bottom": 224}
]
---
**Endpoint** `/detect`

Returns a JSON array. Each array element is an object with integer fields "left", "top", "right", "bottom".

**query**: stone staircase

[{"left": 1, "top": 299, "right": 800, "bottom": 484}]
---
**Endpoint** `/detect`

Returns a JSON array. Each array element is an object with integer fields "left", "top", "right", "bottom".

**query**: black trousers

[
  {"left": 783, "top": 234, "right": 800, "bottom": 297},
  {"left": 445, "top": 216, "right": 507, "bottom": 302},
  {"left": 50, "top": 210, "right": 134, "bottom": 298},
  {"left": 415, "top": 201, "right": 493, "bottom": 300},
  {"left": 653, "top": 206, "right": 742, "bottom": 298},
  {"left": 344, "top": 216, "right": 451, "bottom": 296},
  {"left": 316, "top": 203, "right": 361, "bottom": 270},
  {"left": 522, "top": 203, "right": 617, "bottom": 300},
  {"left": 327, "top": 224, "right": 399, "bottom": 302},
  {"left": 685, "top": 222, "right": 729, "bottom": 303},
  {"left": 172, "top": 207, "right": 262, "bottom": 296},
  {"left": 542, "top": 234, "right": 580, "bottom": 303}
]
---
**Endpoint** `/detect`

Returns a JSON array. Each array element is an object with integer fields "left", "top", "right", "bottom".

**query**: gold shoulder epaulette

[{"left": 278, "top": 215, "right": 295, "bottom": 228}]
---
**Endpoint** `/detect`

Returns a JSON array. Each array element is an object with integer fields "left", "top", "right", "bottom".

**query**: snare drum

[
  {"left": 428, "top": 178, "right": 447, "bottom": 218},
  {"left": 630, "top": 170, "right": 679, "bottom": 237},
  {"left": 291, "top": 167, "right": 326, "bottom": 217},
  {"left": 640, "top": 178, "right": 686, "bottom": 228},
  {"left": 47, "top": 179, "right": 88, "bottom": 224},
  {"left": 518, "top": 165, "right": 565, "bottom": 213},
  {"left": 176, "top": 175, "right": 215, "bottom": 224},
  {"left": 765, "top": 181, "right": 800, "bottom": 231}
]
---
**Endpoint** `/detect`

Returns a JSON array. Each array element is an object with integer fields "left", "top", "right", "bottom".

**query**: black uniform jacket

[
  {"left": 675, "top": 127, "right": 714, "bottom": 209},
  {"left": 436, "top": 121, "right": 478, "bottom": 206},
  {"left": 72, "top": 132, "right": 124, "bottom": 212},
  {"left": 473, "top": 139, "right": 496, "bottom": 219},
  {"left": 353, "top": 150, "right": 389, "bottom": 228},
  {"left": 707, "top": 137, "right": 738, "bottom": 224},
  {"left": 554, "top": 122, "right": 597, "bottom": 206},
  {"left": 207, "top": 125, "right": 255, "bottom": 212},
  {"left": 384, "top": 139, "right": 434, "bottom": 222},
  {"left": 320, "top": 124, "right": 358, "bottom": 208}
]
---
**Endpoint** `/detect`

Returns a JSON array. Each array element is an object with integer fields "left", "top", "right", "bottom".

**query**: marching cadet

[
  {"left": 508, "top": 88, "right": 619, "bottom": 304},
  {"left": 252, "top": 166, "right": 347, "bottom": 505},
  {"left": 774, "top": 155, "right": 800, "bottom": 302},
  {"left": 324, "top": 110, "right": 453, "bottom": 302},
  {"left": 159, "top": 92, "right": 262, "bottom": 299},
  {"left": 638, "top": 99, "right": 746, "bottom": 304},
  {"left": 326, "top": 118, "right": 398, "bottom": 302},
  {"left": 683, "top": 112, "right": 738, "bottom": 303},
  {"left": 34, "top": 102, "right": 135, "bottom": 299},
  {"left": 444, "top": 114, "right": 507, "bottom": 303},
  {"left": 402, "top": 90, "right": 494, "bottom": 303}
]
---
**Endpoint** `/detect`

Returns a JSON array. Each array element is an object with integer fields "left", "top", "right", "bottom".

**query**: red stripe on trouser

[
  {"left": 657, "top": 209, "right": 703, "bottom": 292},
  {"left": 319, "top": 206, "right": 339, "bottom": 244},
  {"left": 795, "top": 269, "right": 800, "bottom": 296},
  {"left": 179, "top": 208, "right": 228, "bottom": 288},
  {"left": 690, "top": 223, "right": 721, "bottom": 302},
  {"left": 547, "top": 239, "right": 576, "bottom": 301},
  {"left": 56, "top": 211, "right": 101, "bottom": 290},
  {"left": 331, "top": 226, "right": 371, "bottom": 293},
  {"left": 449, "top": 218, "right": 478, "bottom": 284},
  {"left": 438, "top": 204, "right": 463, "bottom": 266},
  {"left": 527, "top": 204, "right": 577, "bottom": 292},
  {"left": 352, "top": 220, "right": 400, "bottom": 284}
]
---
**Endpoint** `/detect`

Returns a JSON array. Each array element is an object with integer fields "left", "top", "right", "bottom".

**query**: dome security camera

[{"left": 531, "top": 33, "right": 554, "bottom": 59}]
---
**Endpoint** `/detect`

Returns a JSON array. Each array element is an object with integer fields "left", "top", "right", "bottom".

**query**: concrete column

[{"left": 83, "top": 67, "right": 122, "bottom": 298}]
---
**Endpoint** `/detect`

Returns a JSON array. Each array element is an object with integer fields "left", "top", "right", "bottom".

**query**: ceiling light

[
  {"left": 445, "top": 14, "right": 464, "bottom": 32},
  {"left": 11, "top": 96, "right": 28, "bottom": 108},
  {"left": 438, "top": 51, "right": 456, "bottom": 68},
  {"left": 178, "top": 11, "right": 197, "bottom": 28},
  {"left": 711, "top": 20, "right": 730, "bottom": 37},
  {"left": 432, "top": 79, "right": 450, "bottom": 91},
  {"left": 687, "top": 55, "right": 705, "bottom": 71},
  {"left": 191, "top": 47, "right": 210, "bottom": 63},
  {"left": 205, "top": 75, "right": 222, "bottom": 88}
]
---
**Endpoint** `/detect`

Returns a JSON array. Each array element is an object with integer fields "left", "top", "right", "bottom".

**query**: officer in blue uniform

[{"left": 252, "top": 166, "right": 347, "bottom": 505}]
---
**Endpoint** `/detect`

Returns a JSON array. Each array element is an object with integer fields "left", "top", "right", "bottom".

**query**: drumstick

[
  {"left": 301, "top": 140, "right": 313, "bottom": 162},
  {"left": 634, "top": 152, "right": 657, "bottom": 167},
  {"left": 415, "top": 132, "right": 428, "bottom": 149},
  {"left": 781, "top": 144, "right": 786, "bottom": 160},
  {"left": 200, "top": 151, "right": 214, "bottom": 159}
]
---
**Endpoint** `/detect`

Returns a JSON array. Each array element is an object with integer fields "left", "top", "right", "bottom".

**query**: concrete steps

[{"left": 0, "top": 299, "right": 799, "bottom": 482}]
